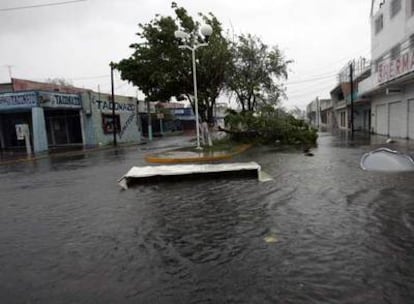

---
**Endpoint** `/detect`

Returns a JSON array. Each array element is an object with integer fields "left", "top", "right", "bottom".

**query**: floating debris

[
  {"left": 264, "top": 234, "right": 279, "bottom": 244},
  {"left": 118, "top": 162, "right": 262, "bottom": 189},
  {"left": 360, "top": 148, "right": 414, "bottom": 172}
]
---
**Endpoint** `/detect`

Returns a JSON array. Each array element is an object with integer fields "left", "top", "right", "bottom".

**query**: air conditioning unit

[{"left": 386, "top": 88, "right": 402, "bottom": 95}]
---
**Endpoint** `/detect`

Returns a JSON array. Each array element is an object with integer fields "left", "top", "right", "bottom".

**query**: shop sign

[
  {"left": 0, "top": 92, "right": 38, "bottom": 110},
  {"left": 40, "top": 92, "right": 82, "bottom": 109},
  {"left": 377, "top": 48, "right": 414, "bottom": 84}
]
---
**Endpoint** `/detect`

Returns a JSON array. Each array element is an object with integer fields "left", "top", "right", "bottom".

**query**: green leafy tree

[
  {"left": 227, "top": 34, "right": 291, "bottom": 112},
  {"left": 116, "top": 2, "right": 232, "bottom": 123}
]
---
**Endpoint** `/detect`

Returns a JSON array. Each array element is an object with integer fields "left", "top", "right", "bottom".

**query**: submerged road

[{"left": 0, "top": 133, "right": 414, "bottom": 303}]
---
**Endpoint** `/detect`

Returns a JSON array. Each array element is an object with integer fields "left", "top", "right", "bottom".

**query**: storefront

[
  {"left": 81, "top": 91, "right": 141, "bottom": 146},
  {"left": 0, "top": 91, "right": 37, "bottom": 151},
  {"left": 39, "top": 92, "right": 83, "bottom": 147},
  {"left": 0, "top": 80, "right": 142, "bottom": 154},
  {"left": 0, "top": 91, "right": 84, "bottom": 153},
  {"left": 370, "top": 84, "right": 414, "bottom": 139}
]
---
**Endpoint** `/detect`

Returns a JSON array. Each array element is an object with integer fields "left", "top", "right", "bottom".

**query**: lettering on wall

[
  {"left": 95, "top": 100, "right": 135, "bottom": 112},
  {"left": 378, "top": 49, "right": 414, "bottom": 84}
]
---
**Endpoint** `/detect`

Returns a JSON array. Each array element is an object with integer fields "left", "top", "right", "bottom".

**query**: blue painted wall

[
  {"left": 80, "top": 92, "right": 97, "bottom": 147},
  {"left": 31, "top": 107, "right": 48, "bottom": 153}
]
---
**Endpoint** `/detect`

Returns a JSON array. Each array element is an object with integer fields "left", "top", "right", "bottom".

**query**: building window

[
  {"left": 375, "top": 14, "right": 384, "bottom": 34},
  {"left": 102, "top": 114, "right": 121, "bottom": 134},
  {"left": 410, "top": 34, "right": 414, "bottom": 49},
  {"left": 390, "top": 0, "right": 401, "bottom": 18},
  {"left": 390, "top": 44, "right": 401, "bottom": 60}
]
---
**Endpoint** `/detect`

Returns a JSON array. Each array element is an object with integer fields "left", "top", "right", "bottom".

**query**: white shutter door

[
  {"left": 389, "top": 102, "right": 403, "bottom": 138},
  {"left": 376, "top": 104, "right": 388, "bottom": 135},
  {"left": 408, "top": 99, "right": 414, "bottom": 139}
]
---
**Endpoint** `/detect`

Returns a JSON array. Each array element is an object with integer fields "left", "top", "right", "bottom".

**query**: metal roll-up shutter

[
  {"left": 408, "top": 99, "right": 414, "bottom": 139},
  {"left": 376, "top": 104, "right": 388, "bottom": 135},
  {"left": 389, "top": 102, "right": 403, "bottom": 138}
]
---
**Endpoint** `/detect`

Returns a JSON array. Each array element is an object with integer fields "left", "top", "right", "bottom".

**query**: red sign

[{"left": 378, "top": 49, "right": 414, "bottom": 84}]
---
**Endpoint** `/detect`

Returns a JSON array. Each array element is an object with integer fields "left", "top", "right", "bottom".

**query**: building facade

[
  {"left": 306, "top": 97, "right": 333, "bottom": 130},
  {"left": 359, "top": 0, "right": 414, "bottom": 138},
  {"left": 330, "top": 58, "right": 372, "bottom": 132},
  {"left": 0, "top": 78, "right": 141, "bottom": 153}
]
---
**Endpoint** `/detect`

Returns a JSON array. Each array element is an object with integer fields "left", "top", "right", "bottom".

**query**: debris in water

[
  {"left": 360, "top": 148, "right": 414, "bottom": 172},
  {"left": 264, "top": 234, "right": 279, "bottom": 243}
]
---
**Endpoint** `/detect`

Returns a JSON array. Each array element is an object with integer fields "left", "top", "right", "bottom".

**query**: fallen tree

[{"left": 223, "top": 107, "right": 318, "bottom": 146}]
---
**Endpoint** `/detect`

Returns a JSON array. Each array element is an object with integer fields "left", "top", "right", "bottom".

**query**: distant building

[
  {"left": 306, "top": 97, "right": 333, "bottom": 130},
  {"left": 331, "top": 58, "right": 371, "bottom": 132},
  {"left": 359, "top": 0, "right": 414, "bottom": 138},
  {"left": 319, "top": 99, "right": 334, "bottom": 130},
  {"left": 0, "top": 78, "right": 141, "bottom": 153}
]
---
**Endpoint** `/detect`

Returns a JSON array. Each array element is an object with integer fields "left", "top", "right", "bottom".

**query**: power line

[
  {"left": 287, "top": 83, "right": 334, "bottom": 99},
  {"left": 286, "top": 73, "right": 337, "bottom": 85},
  {"left": 0, "top": 0, "right": 87, "bottom": 12},
  {"left": 116, "top": 82, "right": 128, "bottom": 90},
  {"left": 71, "top": 74, "right": 109, "bottom": 81},
  {"left": 296, "top": 47, "right": 371, "bottom": 75}
]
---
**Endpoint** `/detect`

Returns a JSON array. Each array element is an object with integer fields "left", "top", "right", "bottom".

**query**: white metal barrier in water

[{"left": 118, "top": 162, "right": 270, "bottom": 189}]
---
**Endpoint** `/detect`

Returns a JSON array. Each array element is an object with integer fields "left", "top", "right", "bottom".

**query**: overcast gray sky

[{"left": 0, "top": 0, "right": 371, "bottom": 109}]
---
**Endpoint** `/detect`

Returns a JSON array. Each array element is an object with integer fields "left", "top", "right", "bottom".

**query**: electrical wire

[
  {"left": 0, "top": 0, "right": 87, "bottom": 12},
  {"left": 287, "top": 82, "right": 335, "bottom": 99},
  {"left": 285, "top": 73, "right": 337, "bottom": 85},
  {"left": 71, "top": 74, "right": 109, "bottom": 81}
]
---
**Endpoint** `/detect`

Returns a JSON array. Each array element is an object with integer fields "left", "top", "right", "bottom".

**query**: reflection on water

[{"left": 0, "top": 133, "right": 414, "bottom": 303}]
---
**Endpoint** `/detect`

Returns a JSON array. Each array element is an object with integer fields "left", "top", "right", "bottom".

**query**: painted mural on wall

[
  {"left": 90, "top": 95, "right": 139, "bottom": 144},
  {"left": 118, "top": 112, "right": 135, "bottom": 139},
  {"left": 102, "top": 114, "right": 121, "bottom": 134}
]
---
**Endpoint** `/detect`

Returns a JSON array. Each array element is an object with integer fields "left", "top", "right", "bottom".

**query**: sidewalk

[
  {"left": 0, "top": 135, "right": 194, "bottom": 166},
  {"left": 0, "top": 134, "right": 250, "bottom": 166}
]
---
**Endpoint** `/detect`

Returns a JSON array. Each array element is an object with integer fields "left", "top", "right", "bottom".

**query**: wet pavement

[{"left": 1, "top": 133, "right": 414, "bottom": 303}]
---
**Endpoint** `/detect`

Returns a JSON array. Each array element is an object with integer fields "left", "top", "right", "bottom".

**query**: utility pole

[
  {"left": 110, "top": 62, "right": 117, "bottom": 147},
  {"left": 147, "top": 100, "right": 153, "bottom": 141},
  {"left": 316, "top": 97, "right": 320, "bottom": 129},
  {"left": 349, "top": 61, "right": 354, "bottom": 135}
]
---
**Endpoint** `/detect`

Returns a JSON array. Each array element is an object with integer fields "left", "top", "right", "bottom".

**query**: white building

[
  {"left": 306, "top": 98, "right": 321, "bottom": 128},
  {"left": 359, "top": 0, "right": 414, "bottom": 138}
]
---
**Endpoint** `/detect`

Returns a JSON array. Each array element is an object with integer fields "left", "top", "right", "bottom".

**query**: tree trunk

[{"left": 207, "top": 106, "right": 214, "bottom": 124}]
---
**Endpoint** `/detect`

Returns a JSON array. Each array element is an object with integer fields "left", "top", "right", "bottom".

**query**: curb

[{"left": 145, "top": 144, "right": 253, "bottom": 164}]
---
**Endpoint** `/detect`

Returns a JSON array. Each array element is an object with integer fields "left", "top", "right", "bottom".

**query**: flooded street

[{"left": 1, "top": 133, "right": 414, "bottom": 303}]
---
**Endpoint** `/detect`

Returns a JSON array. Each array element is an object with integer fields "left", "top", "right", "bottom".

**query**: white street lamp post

[{"left": 175, "top": 25, "right": 212, "bottom": 149}]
